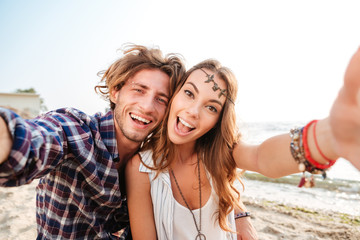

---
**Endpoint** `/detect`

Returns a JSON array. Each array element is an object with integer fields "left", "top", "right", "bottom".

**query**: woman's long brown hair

[{"left": 143, "top": 59, "right": 243, "bottom": 232}]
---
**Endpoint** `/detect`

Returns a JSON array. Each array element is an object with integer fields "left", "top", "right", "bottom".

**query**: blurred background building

[{"left": 0, "top": 92, "right": 41, "bottom": 119}]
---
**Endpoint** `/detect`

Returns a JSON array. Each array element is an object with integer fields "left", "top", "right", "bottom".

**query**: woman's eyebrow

[
  {"left": 185, "top": 82, "right": 199, "bottom": 94},
  {"left": 186, "top": 81, "right": 223, "bottom": 107},
  {"left": 210, "top": 99, "right": 223, "bottom": 107}
]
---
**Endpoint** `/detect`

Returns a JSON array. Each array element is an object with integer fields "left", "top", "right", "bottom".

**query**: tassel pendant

[
  {"left": 298, "top": 172, "right": 306, "bottom": 187},
  {"left": 298, "top": 173, "right": 315, "bottom": 188},
  {"left": 304, "top": 175, "right": 315, "bottom": 188}
]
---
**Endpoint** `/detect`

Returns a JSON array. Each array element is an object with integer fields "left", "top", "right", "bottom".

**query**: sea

[{"left": 237, "top": 121, "right": 360, "bottom": 216}]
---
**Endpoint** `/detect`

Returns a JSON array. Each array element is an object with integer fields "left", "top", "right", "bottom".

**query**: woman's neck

[{"left": 174, "top": 147, "right": 197, "bottom": 165}]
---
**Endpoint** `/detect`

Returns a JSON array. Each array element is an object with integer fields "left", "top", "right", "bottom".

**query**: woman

[{"left": 126, "top": 47, "right": 360, "bottom": 239}]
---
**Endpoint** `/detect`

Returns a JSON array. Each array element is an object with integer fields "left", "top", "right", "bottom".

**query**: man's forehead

[{"left": 129, "top": 70, "right": 170, "bottom": 96}]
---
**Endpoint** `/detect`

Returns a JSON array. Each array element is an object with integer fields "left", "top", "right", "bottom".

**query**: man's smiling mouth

[{"left": 130, "top": 113, "right": 151, "bottom": 125}]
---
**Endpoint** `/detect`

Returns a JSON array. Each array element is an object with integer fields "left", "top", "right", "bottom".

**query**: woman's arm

[
  {"left": 235, "top": 201, "right": 258, "bottom": 240},
  {"left": 233, "top": 47, "right": 360, "bottom": 177},
  {"left": 125, "top": 154, "right": 157, "bottom": 240},
  {"left": 233, "top": 118, "right": 336, "bottom": 178}
]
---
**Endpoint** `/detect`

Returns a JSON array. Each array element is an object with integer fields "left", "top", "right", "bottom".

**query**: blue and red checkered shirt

[{"left": 0, "top": 107, "right": 130, "bottom": 239}]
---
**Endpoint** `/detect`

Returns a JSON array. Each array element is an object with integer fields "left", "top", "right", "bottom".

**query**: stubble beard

[{"left": 114, "top": 108, "right": 151, "bottom": 143}]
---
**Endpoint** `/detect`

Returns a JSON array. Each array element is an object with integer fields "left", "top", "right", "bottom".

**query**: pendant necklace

[{"left": 170, "top": 157, "right": 206, "bottom": 240}]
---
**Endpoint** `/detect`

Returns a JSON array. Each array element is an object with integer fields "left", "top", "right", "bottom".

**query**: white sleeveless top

[{"left": 139, "top": 150, "right": 236, "bottom": 240}]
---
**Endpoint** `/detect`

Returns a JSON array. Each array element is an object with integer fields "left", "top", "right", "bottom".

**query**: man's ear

[{"left": 110, "top": 88, "right": 119, "bottom": 104}]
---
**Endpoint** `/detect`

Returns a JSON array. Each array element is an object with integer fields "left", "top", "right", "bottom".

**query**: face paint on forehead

[{"left": 198, "top": 68, "right": 234, "bottom": 104}]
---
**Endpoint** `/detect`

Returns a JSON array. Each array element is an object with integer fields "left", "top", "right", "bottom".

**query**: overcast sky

[{"left": 1, "top": 0, "right": 360, "bottom": 122}]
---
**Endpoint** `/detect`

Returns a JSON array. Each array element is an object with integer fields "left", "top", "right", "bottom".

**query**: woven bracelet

[{"left": 234, "top": 212, "right": 251, "bottom": 219}]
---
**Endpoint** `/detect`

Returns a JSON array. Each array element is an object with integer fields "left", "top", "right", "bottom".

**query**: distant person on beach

[
  {"left": 125, "top": 47, "right": 360, "bottom": 240},
  {"left": 0, "top": 44, "right": 256, "bottom": 240}
]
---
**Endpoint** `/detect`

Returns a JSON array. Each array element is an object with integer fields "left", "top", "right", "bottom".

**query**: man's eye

[{"left": 157, "top": 98, "right": 168, "bottom": 105}]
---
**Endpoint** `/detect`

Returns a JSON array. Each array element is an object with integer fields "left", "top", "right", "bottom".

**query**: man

[{"left": 0, "top": 44, "right": 185, "bottom": 239}]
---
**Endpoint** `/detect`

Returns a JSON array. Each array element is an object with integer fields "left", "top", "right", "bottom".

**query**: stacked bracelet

[
  {"left": 289, "top": 127, "right": 320, "bottom": 174},
  {"left": 289, "top": 120, "right": 337, "bottom": 187},
  {"left": 234, "top": 212, "right": 251, "bottom": 219}
]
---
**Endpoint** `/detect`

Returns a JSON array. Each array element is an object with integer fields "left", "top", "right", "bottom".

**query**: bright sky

[{"left": 1, "top": 0, "right": 360, "bottom": 122}]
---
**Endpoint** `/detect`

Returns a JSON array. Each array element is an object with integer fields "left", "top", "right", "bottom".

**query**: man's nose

[{"left": 139, "top": 94, "right": 156, "bottom": 113}]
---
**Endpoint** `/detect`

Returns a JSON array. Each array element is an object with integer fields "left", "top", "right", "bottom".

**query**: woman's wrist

[
  {"left": 307, "top": 118, "right": 338, "bottom": 164},
  {"left": 234, "top": 211, "right": 251, "bottom": 219}
]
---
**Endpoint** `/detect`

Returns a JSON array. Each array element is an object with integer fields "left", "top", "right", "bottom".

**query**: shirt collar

[{"left": 99, "top": 110, "right": 119, "bottom": 161}]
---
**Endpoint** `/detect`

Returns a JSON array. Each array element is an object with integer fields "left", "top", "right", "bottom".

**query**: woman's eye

[
  {"left": 184, "top": 90, "right": 193, "bottom": 98},
  {"left": 207, "top": 106, "right": 218, "bottom": 113}
]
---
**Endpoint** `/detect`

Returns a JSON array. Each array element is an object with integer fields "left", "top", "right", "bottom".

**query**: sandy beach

[
  {"left": 0, "top": 180, "right": 359, "bottom": 240},
  {"left": 243, "top": 197, "right": 360, "bottom": 240}
]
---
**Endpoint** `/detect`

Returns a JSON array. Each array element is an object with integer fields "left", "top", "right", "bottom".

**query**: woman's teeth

[{"left": 179, "top": 117, "right": 194, "bottom": 129}]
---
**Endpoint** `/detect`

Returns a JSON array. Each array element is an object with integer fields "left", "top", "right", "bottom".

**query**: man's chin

[{"left": 122, "top": 131, "right": 149, "bottom": 143}]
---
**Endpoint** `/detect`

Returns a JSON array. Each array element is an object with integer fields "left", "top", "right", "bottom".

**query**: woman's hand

[{"left": 330, "top": 46, "right": 360, "bottom": 169}]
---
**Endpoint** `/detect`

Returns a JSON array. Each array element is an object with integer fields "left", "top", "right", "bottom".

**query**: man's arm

[
  {"left": 0, "top": 107, "right": 91, "bottom": 187},
  {"left": 0, "top": 117, "right": 12, "bottom": 164}
]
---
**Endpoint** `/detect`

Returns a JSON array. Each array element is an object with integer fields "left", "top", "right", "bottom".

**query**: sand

[
  {"left": 0, "top": 180, "right": 359, "bottom": 240},
  {"left": 243, "top": 197, "right": 360, "bottom": 240}
]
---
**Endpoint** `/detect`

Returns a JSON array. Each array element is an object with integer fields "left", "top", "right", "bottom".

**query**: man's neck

[
  {"left": 116, "top": 148, "right": 139, "bottom": 169},
  {"left": 114, "top": 128, "right": 141, "bottom": 170}
]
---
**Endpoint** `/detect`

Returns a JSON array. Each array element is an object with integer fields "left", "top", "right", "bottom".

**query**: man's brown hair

[{"left": 95, "top": 44, "right": 186, "bottom": 110}]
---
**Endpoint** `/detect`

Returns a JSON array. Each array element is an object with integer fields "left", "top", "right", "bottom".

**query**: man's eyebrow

[
  {"left": 132, "top": 82, "right": 169, "bottom": 99},
  {"left": 186, "top": 82, "right": 223, "bottom": 107}
]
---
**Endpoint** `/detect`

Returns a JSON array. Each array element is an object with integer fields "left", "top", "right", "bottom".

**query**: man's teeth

[
  {"left": 179, "top": 117, "right": 194, "bottom": 129},
  {"left": 131, "top": 114, "right": 150, "bottom": 124}
]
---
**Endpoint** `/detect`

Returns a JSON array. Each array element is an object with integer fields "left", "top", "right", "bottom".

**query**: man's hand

[
  {"left": 329, "top": 46, "right": 360, "bottom": 169},
  {"left": 0, "top": 117, "right": 12, "bottom": 164}
]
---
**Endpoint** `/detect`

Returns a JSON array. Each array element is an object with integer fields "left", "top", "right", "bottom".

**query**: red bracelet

[
  {"left": 302, "top": 120, "right": 336, "bottom": 170},
  {"left": 313, "top": 120, "right": 337, "bottom": 164}
]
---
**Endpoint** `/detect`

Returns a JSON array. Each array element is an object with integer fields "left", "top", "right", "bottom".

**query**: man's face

[{"left": 111, "top": 68, "right": 170, "bottom": 143}]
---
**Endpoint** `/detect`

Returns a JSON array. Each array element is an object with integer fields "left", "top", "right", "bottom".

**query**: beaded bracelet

[
  {"left": 289, "top": 127, "right": 316, "bottom": 173},
  {"left": 234, "top": 212, "right": 251, "bottom": 219}
]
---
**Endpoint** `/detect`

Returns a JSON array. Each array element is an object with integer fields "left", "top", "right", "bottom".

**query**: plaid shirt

[{"left": 0, "top": 107, "right": 130, "bottom": 240}]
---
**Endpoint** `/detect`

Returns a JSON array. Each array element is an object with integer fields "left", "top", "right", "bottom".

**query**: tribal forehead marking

[{"left": 198, "top": 68, "right": 234, "bottom": 104}]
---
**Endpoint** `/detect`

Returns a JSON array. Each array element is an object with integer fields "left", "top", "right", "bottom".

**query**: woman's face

[{"left": 167, "top": 69, "right": 227, "bottom": 146}]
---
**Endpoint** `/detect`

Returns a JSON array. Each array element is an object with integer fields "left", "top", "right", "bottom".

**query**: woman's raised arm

[{"left": 233, "top": 46, "right": 360, "bottom": 177}]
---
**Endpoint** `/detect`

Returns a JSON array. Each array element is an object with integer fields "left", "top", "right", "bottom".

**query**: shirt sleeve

[{"left": 0, "top": 107, "right": 90, "bottom": 187}]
